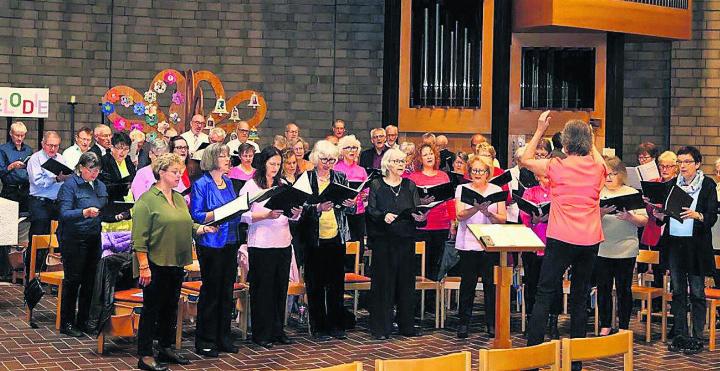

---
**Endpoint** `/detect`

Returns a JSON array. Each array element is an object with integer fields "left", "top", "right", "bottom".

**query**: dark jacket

[
  {"left": 658, "top": 176, "right": 718, "bottom": 275},
  {"left": 359, "top": 147, "right": 387, "bottom": 170},
  {"left": 366, "top": 177, "right": 426, "bottom": 238},
  {"left": 439, "top": 149, "right": 455, "bottom": 172},
  {"left": 99, "top": 152, "right": 136, "bottom": 202},
  {"left": 298, "top": 169, "right": 356, "bottom": 247},
  {"left": 57, "top": 174, "right": 109, "bottom": 241},
  {"left": 89, "top": 144, "right": 106, "bottom": 159},
  {"left": 85, "top": 252, "right": 133, "bottom": 335}
]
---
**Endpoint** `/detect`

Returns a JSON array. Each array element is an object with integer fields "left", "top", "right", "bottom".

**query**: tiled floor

[{"left": 0, "top": 282, "right": 718, "bottom": 370}]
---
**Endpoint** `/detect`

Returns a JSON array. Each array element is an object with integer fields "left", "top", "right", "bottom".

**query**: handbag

[
  {"left": 45, "top": 252, "right": 63, "bottom": 272},
  {"left": 24, "top": 277, "right": 45, "bottom": 310},
  {"left": 437, "top": 238, "right": 461, "bottom": 280}
]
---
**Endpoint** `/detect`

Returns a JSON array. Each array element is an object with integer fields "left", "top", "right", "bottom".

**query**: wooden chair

[
  {"left": 440, "top": 276, "right": 483, "bottom": 329},
  {"left": 344, "top": 241, "right": 371, "bottom": 315},
  {"left": 561, "top": 330, "right": 633, "bottom": 371},
  {"left": 27, "top": 221, "right": 63, "bottom": 330},
  {"left": 180, "top": 280, "right": 250, "bottom": 339},
  {"left": 415, "top": 241, "right": 440, "bottom": 328},
  {"left": 631, "top": 249, "right": 668, "bottom": 342},
  {"left": 98, "top": 288, "right": 184, "bottom": 354},
  {"left": 281, "top": 362, "right": 363, "bottom": 371},
  {"left": 705, "top": 255, "right": 720, "bottom": 351},
  {"left": 375, "top": 351, "right": 471, "bottom": 371},
  {"left": 478, "top": 339, "right": 561, "bottom": 371}
]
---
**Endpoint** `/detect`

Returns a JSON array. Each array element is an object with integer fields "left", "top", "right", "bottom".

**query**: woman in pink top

[
  {"left": 239, "top": 147, "right": 302, "bottom": 348},
  {"left": 408, "top": 144, "right": 456, "bottom": 293},
  {"left": 519, "top": 173, "right": 562, "bottom": 339},
  {"left": 334, "top": 135, "right": 369, "bottom": 270},
  {"left": 455, "top": 156, "right": 506, "bottom": 339},
  {"left": 520, "top": 111, "right": 607, "bottom": 365},
  {"left": 228, "top": 143, "right": 256, "bottom": 181}
]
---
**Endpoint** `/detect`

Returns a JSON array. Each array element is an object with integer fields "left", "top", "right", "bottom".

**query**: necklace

[{"left": 390, "top": 183, "right": 402, "bottom": 197}]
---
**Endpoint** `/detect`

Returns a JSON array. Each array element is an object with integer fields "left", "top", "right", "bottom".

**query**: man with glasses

[
  {"left": 332, "top": 119, "right": 346, "bottom": 140},
  {"left": 359, "top": 128, "right": 388, "bottom": 170},
  {"left": 227, "top": 120, "right": 259, "bottom": 155},
  {"left": 26, "top": 131, "right": 69, "bottom": 278},
  {"left": 181, "top": 114, "right": 210, "bottom": 155},
  {"left": 89, "top": 124, "right": 112, "bottom": 158},
  {"left": 385, "top": 125, "right": 399, "bottom": 149},
  {"left": 285, "top": 122, "right": 300, "bottom": 142},
  {"left": 63, "top": 127, "right": 93, "bottom": 169}
]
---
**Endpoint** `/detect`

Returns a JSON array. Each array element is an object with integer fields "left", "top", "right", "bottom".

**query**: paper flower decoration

[
  {"left": 147, "top": 132, "right": 158, "bottom": 142},
  {"left": 101, "top": 102, "right": 115, "bottom": 115},
  {"left": 107, "top": 91, "right": 119, "bottom": 103},
  {"left": 153, "top": 80, "right": 167, "bottom": 94},
  {"left": 164, "top": 72, "right": 177, "bottom": 85},
  {"left": 171, "top": 91, "right": 184, "bottom": 105},
  {"left": 145, "top": 115, "right": 158, "bottom": 126},
  {"left": 157, "top": 120, "right": 170, "bottom": 134},
  {"left": 144, "top": 90, "right": 157, "bottom": 104},
  {"left": 133, "top": 102, "right": 146, "bottom": 116},
  {"left": 130, "top": 122, "right": 144, "bottom": 131},
  {"left": 169, "top": 112, "right": 181, "bottom": 123},
  {"left": 120, "top": 95, "right": 134, "bottom": 108},
  {"left": 113, "top": 118, "right": 126, "bottom": 131},
  {"left": 144, "top": 104, "right": 157, "bottom": 116}
]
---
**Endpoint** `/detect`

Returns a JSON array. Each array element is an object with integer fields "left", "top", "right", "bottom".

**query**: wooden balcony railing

[{"left": 624, "top": 0, "right": 688, "bottom": 9}]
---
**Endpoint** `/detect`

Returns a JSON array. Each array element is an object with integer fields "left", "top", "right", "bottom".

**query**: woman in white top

[
  {"left": 455, "top": 156, "right": 506, "bottom": 339},
  {"left": 597, "top": 156, "right": 648, "bottom": 336}
]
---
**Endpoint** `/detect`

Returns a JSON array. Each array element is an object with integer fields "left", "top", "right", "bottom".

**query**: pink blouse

[
  {"left": 408, "top": 170, "right": 456, "bottom": 231},
  {"left": 519, "top": 185, "right": 550, "bottom": 255},
  {"left": 333, "top": 160, "right": 368, "bottom": 214},
  {"left": 546, "top": 155, "right": 607, "bottom": 246},
  {"left": 239, "top": 179, "right": 293, "bottom": 248},
  {"left": 228, "top": 166, "right": 255, "bottom": 181}
]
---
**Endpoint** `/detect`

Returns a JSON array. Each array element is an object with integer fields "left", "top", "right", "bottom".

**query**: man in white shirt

[
  {"left": 63, "top": 126, "right": 93, "bottom": 169},
  {"left": 89, "top": 124, "right": 111, "bottom": 158},
  {"left": 226, "top": 120, "right": 260, "bottom": 154},
  {"left": 385, "top": 124, "right": 399, "bottom": 149},
  {"left": 284, "top": 122, "right": 300, "bottom": 142},
  {"left": 180, "top": 114, "right": 210, "bottom": 155}
]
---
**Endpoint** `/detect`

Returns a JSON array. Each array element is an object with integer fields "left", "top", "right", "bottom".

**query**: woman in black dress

[{"left": 366, "top": 147, "right": 427, "bottom": 340}]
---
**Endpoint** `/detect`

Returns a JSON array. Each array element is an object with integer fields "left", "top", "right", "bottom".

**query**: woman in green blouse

[{"left": 133, "top": 153, "right": 217, "bottom": 371}]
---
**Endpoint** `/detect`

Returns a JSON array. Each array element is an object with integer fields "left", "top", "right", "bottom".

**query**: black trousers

[
  {"left": 25, "top": 197, "right": 58, "bottom": 280},
  {"left": 304, "top": 237, "right": 345, "bottom": 334},
  {"left": 196, "top": 244, "right": 239, "bottom": 349},
  {"left": 248, "top": 246, "right": 291, "bottom": 343},
  {"left": 60, "top": 234, "right": 101, "bottom": 329},
  {"left": 345, "top": 213, "right": 366, "bottom": 272},
  {"left": 668, "top": 236, "right": 707, "bottom": 339},
  {"left": 457, "top": 250, "right": 498, "bottom": 327},
  {"left": 416, "top": 229, "right": 447, "bottom": 283},
  {"left": 137, "top": 263, "right": 184, "bottom": 356},
  {"left": 527, "top": 238, "right": 597, "bottom": 346},
  {"left": 369, "top": 237, "right": 415, "bottom": 337},
  {"left": 522, "top": 252, "right": 562, "bottom": 316},
  {"left": 595, "top": 256, "right": 636, "bottom": 329}
]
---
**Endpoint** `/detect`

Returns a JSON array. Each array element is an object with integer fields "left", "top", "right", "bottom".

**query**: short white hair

[
  {"left": 210, "top": 127, "right": 226, "bottom": 140},
  {"left": 309, "top": 140, "right": 340, "bottom": 165},
  {"left": 337, "top": 135, "right": 362, "bottom": 158},
  {"left": 380, "top": 148, "right": 406, "bottom": 177},
  {"left": 10, "top": 122, "right": 27, "bottom": 134},
  {"left": 370, "top": 127, "right": 386, "bottom": 138}
]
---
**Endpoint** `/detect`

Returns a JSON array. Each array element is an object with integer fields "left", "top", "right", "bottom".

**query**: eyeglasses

[
  {"left": 372, "top": 135, "right": 386, "bottom": 139},
  {"left": 659, "top": 164, "right": 676, "bottom": 170},
  {"left": 677, "top": 160, "right": 696, "bottom": 165},
  {"left": 114, "top": 146, "right": 130, "bottom": 152},
  {"left": 44, "top": 143, "right": 60, "bottom": 149},
  {"left": 470, "top": 168, "right": 489, "bottom": 175},
  {"left": 173, "top": 146, "right": 188, "bottom": 150},
  {"left": 390, "top": 159, "right": 406, "bottom": 165},
  {"left": 237, "top": 129, "right": 249, "bottom": 134},
  {"left": 607, "top": 172, "right": 620, "bottom": 177},
  {"left": 638, "top": 155, "right": 653, "bottom": 161},
  {"left": 285, "top": 130, "right": 298, "bottom": 134},
  {"left": 318, "top": 158, "right": 337, "bottom": 165},
  {"left": 191, "top": 120, "right": 205, "bottom": 126},
  {"left": 343, "top": 146, "right": 359, "bottom": 151}
]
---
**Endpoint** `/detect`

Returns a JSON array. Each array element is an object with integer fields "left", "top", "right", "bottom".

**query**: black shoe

[
  {"left": 667, "top": 325, "right": 676, "bottom": 339},
  {"left": 219, "top": 343, "right": 239, "bottom": 353},
  {"left": 251, "top": 339, "right": 274, "bottom": 349},
  {"left": 330, "top": 330, "right": 347, "bottom": 340},
  {"left": 60, "top": 324, "right": 84, "bottom": 338},
  {"left": 486, "top": 324, "right": 495, "bottom": 338},
  {"left": 683, "top": 337, "right": 704, "bottom": 355},
  {"left": 571, "top": 361, "right": 582, "bottom": 371},
  {"left": 372, "top": 334, "right": 389, "bottom": 341},
  {"left": 157, "top": 347, "right": 190, "bottom": 365},
  {"left": 400, "top": 327, "right": 423, "bottom": 337},
  {"left": 668, "top": 335, "right": 687, "bottom": 352},
  {"left": 275, "top": 334, "right": 294, "bottom": 345},
  {"left": 195, "top": 347, "right": 219, "bottom": 357},
  {"left": 138, "top": 357, "right": 168, "bottom": 371},
  {"left": 456, "top": 324, "right": 469, "bottom": 339},
  {"left": 313, "top": 333, "right": 332, "bottom": 342},
  {"left": 547, "top": 315, "right": 560, "bottom": 340}
]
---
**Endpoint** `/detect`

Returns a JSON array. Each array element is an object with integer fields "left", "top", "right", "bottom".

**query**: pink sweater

[
  {"left": 520, "top": 185, "right": 550, "bottom": 255},
  {"left": 407, "top": 170, "right": 456, "bottom": 231}
]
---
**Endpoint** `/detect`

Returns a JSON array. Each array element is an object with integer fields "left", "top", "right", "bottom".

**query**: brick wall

[
  {"left": 623, "top": 41, "right": 671, "bottom": 164},
  {"left": 0, "top": 0, "right": 384, "bottom": 149}
]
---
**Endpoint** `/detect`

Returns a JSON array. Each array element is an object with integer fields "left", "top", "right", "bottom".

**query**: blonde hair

[
  {"left": 10, "top": 121, "right": 27, "bottom": 134},
  {"left": 152, "top": 153, "right": 183, "bottom": 180},
  {"left": 475, "top": 142, "right": 496, "bottom": 159},
  {"left": 129, "top": 129, "right": 145, "bottom": 142},
  {"left": 658, "top": 150, "right": 677, "bottom": 165},
  {"left": 605, "top": 156, "right": 627, "bottom": 184}
]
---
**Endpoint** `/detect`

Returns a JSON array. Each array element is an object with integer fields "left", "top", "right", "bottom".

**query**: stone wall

[{"left": 0, "top": 0, "right": 384, "bottom": 149}]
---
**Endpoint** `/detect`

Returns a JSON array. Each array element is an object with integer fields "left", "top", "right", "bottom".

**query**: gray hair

[
  {"left": 561, "top": 120, "right": 593, "bottom": 156},
  {"left": 380, "top": 148, "right": 406, "bottom": 177},
  {"left": 10, "top": 121, "right": 27, "bottom": 134},
  {"left": 370, "top": 127, "right": 386, "bottom": 138},
  {"left": 200, "top": 143, "right": 230, "bottom": 171},
  {"left": 309, "top": 140, "right": 340, "bottom": 165},
  {"left": 75, "top": 151, "right": 101, "bottom": 173},
  {"left": 149, "top": 139, "right": 169, "bottom": 156}
]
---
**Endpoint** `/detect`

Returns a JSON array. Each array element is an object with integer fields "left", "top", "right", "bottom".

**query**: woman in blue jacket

[{"left": 190, "top": 143, "right": 241, "bottom": 357}]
